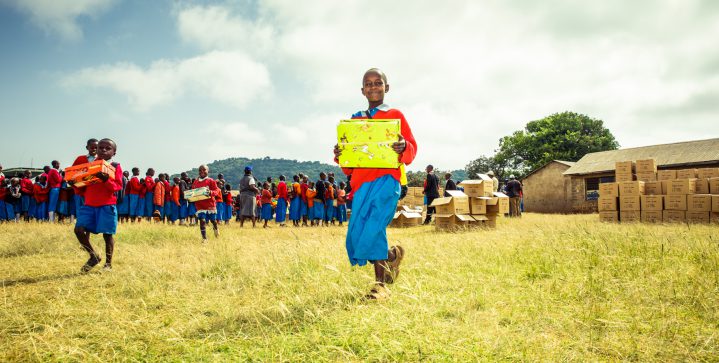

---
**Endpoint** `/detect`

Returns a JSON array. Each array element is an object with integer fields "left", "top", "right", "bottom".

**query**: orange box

[{"left": 63, "top": 160, "right": 116, "bottom": 187}]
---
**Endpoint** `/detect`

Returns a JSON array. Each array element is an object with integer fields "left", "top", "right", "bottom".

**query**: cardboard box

[
  {"left": 391, "top": 210, "right": 423, "bottom": 227},
  {"left": 636, "top": 159, "right": 657, "bottom": 173},
  {"left": 434, "top": 214, "right": 474, "bottom": 230},
  {"left": 468, "top": 214, "right": 489, "bottom": 229},
  {"left": 184, "top": 187, "right": 211, "bottom": 202},
  {"left": 636, "top": 172, "right": 657, "bottom": 182},
  {"left": 663, "top": 210, "right": 686, "bottom": 223},
  {"left": 665, "top": 195, "right": 687, "bottom": 211},
  {"left": 686, "top": 211, "right": 710, "bottom": 224},
  {"left": 619, "top": 181, "right": 645, "bottom": 196},
  {"left": 620, "top": 196, "right": 641, "bottom": 211},
  {"left": 657, "top": 170, "right": 676, "bottom": 181},
  {"left": 667, "top": 179, "right": 696, "bottom": 195},
  {"left": 484, "top": 213, "right": 499, "bottom": 228},
  {"left": 640, "top": 195, "right": 663, "bottom": 211},
  {"left": 469, "top": 196, "right": 491, "bottom": 215},
  {"left": 641, "top": 210, "right": 662, "bottom": 223},
  {"left": 709, "top": 178, "right": 719, "bottom": 194},
  {"left": 430, "top": 191, "right": 470, "bottom": 215},
  {"left": 615, "top": 173, "right": 635, "bottom": 182},
  {"left": 676, "top": 169, "right": 697, "bottom": 179},
  {"left": 458, "top": 176, "right": 494, "bottom": 197},
  {"left": 598, "top": 196, "right": 618, "bottom": 211},
  {"left": 620, "top": 211, "right": 641, "bottom": 223},
  {"left": 711, "top": 212, "right": 719, "bottom": 223},
  {"left": 644, "top": 181, "right": 662, "bottom": 195},
  {"left": 687, "top": 194, "right": 712, "bottom": 212},
  {"left": 485, "top": 192, "right": 509, "bottom": 214},
  {"left": 615, "top": 161, "right": 635, "bottom": 174},
  {"left": 713, "top": 195, "right": 719, "bottom": 212},
  {"left": 63, "top": 160, "right": 116, "bottom": 188},
  {"left": 661, "top": 180, "right": 668, "bottom": 195},
  {"left": 695, "top": 179, "right": 710, "bottom": 194},
  {"left": 599, "top": 211, "right": 618, "bottom": 222},
  {"left": 697, "top": 168, "right": 719, "bottom": 179},
  {"left": 598, "top": 182, "right": 619, "bottom": 198},
  {"left": 337, "top": 119, "right": 401, "bottom": 169}
]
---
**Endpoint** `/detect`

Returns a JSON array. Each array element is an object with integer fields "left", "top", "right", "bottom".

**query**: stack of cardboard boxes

[
  {"left": 598, "top": 159, "right": 719, "bottom": 223},
  {"left": 390, "top": 205, "right": 424, "bottom": 227},
  {"left": 431, "top": 175, "right": 509, "bottom": 230},
  {"left": 400, "top": 186, "right": 444, "bottom": 209}
]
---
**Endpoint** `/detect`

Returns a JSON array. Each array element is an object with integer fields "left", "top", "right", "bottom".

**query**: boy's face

[
  {"left": 97, "top": 140, "right": 116, "bottom": 161},
  {"left": 199, "top": 166, "right": 208, "bottom": 178},
  {"left": 87, "top": 142, "right": 98, "bottom": 156},
  {"left": 361, "top": 72, "right": 388, "bottom": 103}
]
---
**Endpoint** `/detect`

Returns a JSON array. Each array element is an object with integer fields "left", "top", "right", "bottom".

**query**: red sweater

[
  {"left": 191, "top": 178, "right": 219, "bottom": 211},
  {"left": 337, "top": 108, "right": 417, "bottom": 191},
  {"left": 128, "top": 176, "right": 143, "bottom": 195},
  {"left": 20, "top": 178, "right": 34, "bottom": 195},
  {"left": 224, "top": 192, "right": 233, "bottom": 204},
  {"left": 261, "top": 189, "right": 273, "bottom": 204},
  {"left": 277, "top": 181, "right": 288, "bottom": 199},
  {"left": 144, "top": 176, "right": 156, "bottom": 195},
  {"left": 33, "top": 184, "right": 49, "bottom": 203},
  {"left": 47, "top": 168, "right": 62, "bottom": 188},
  {"left": 72, "top": 155, "right": 94, "bottom": 166},
  {"left": 300, "top": 183, "right": 308, "bottom": 202},
  {"left": 78, "top": 162, "right": 124, "bottom": 207}
]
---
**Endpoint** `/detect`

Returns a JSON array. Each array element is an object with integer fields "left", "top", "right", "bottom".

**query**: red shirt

[
  {"left": 47, "top": 168, "right": 62, "bottom": 188},
  {"left": 337, "top": 189, "right": 346, "bottom": 205},
  {"left": 163, "top": 180, "right": 171, "bottom": 202},
  {"left": 191, "top": 177, "right": 219, "bottom": 211},
  {"left": 128, "top": 176, "right": 143, "bottom": 195},
  {"left": 20, "top": 178, "right": 34, "bottom": 195},
  {"left": 72, "top": 155, "right": 93, "bottom": 166},
  {"left": 0, "top": 186, "right": 6, "bottom": 199},
  {"left": 277, "top": 181, "right": 288, "bottom": 199},
  {"left": 337, "top": 107, "right": 417, "bottom": 191},
  {"left": 144, "top": 176, "right": 156, "bottom": 195},
  {"left": 261, "top": 189, "right": 273, "bottom": 204},
  {"left": 300, "top": 183, "right": 308, "bottom": 202},
  {"left": 33, "top": 184, "right": 49, "bottom": 203},
  {"left": 78, "top": 162, "right": 124, "bottom": 207},
  {"left": 224, "top": 192, "right": 233, "bottom": 204}
]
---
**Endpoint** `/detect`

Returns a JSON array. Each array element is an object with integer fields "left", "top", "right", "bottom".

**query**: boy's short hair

[
  {"left": 99, "top": 138, "right": 117, "bottom": 151},
  {"left": 87, "top": 138, "right": 98, "bottom": 145},
  {"left": 364, "top": 68, "right": 388, "bottom": 84}
]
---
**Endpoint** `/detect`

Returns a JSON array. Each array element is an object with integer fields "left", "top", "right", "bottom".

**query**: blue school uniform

[
  {"left": 216, "top": 202, "right": 225, "bottom": 221},
  {"left": 76, "top": 205, "right": 118, "bottom": 235},
  {"left": 312, "top": 199, "right": 324, "bottom": 220},
  {"left": 48, "top": 187, "right": 60, "bottom": 213},
  {"left": 164, "top": 202, "right": 173, "bottom": 220},
  {"left": 144, "top": 192, "right": 154, "bottom": 217},
  {"left": 21, "top": 195, "right": 31, "bottom": 213},
  {"left": 225, "top": 204, "right": 233, "bottom": 221},
  {"left": 28, "top": 197, "right": 36, "bottom": 217},
  {"left": 179, "top": 200, "right": 189, "bottom": 219},
  {"left": 289, "top": 196, "right": 301, "bottom": 221},
  {"left": 261, "top": 203, "right": 273, "bottom": 221},
  {"left": 189, "top": 202, "right": 197, "bottom": 216},
  {"left": 275, "top": 198, "right": 287, "bottom": 223},
  {"left": 300, "top": 199, "right": 308, "bottom": 217},
  {"left": 117, "top": 194, "right": 129, "bottom": 216},
  {"left": 324, "top": 201, "right": 336, "bottom": 222},
  {"left": 0, "top": 200, "right": 6, "bottom": 220},
  {"left": 35, "top": 201, "right": 48, "bottom": 220},
  {"left": 337, "top": 204, "right": 348, "bottom": 222},
  {"left": 196, "top": 211, "right": 216, "bottom": 222},
  {"left": 345, "top": 175, "right": 400, "bottom": 266}
]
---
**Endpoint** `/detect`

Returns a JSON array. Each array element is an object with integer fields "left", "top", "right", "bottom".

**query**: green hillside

[{"left": 177, "top": 157, "right": 345, "bottom": 186}]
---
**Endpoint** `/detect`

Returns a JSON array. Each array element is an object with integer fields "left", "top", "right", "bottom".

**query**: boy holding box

[
  {"left": 72, "top": 138, "right": 123, "bottom": 272},
  {"left": 333, "top": 68, "right": 417, "bottom": 299}
]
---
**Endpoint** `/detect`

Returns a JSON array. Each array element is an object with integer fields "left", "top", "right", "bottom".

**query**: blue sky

[{"left": 1, "top": 0, "right": 718, "bottom": 176}]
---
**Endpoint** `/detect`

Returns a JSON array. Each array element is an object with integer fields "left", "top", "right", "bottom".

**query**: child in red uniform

[
  {"left": 152, "top": 174, "right": 166, "bottom": 222},
  {"left": 260, "top": 182, "right": 273, "bottom": 228},
  {"left": 144, "top": 168, "right": 156, "bottom": 220},
  {"left": 275, "top": 175, "right": 288, "bottom": 227},
  {"left": 337, "top": 181, "right": 348, "bottom": 226},
  {"left": 73, "top": 138, "right": 123, "bottom": 272},
  {"left": 223, "top": 184, "right": 233, "bottom": 225},
  {"left": 20, "top": 170, "right": 34, "bottom": 222},
  {"left": 333, "top": 68, "right": 417, "bottom": 299},
  {"left": 72, "top": 138, "right": 98, "bottom": 210},
  {"left": 33, "top": 175, "right": 50, "bottom": 221},
  {"left": 192, "top": 165, "right": 220, "bottom": 241}
]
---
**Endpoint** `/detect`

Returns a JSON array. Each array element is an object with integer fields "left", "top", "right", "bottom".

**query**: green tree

[{"left": 497, "top": 111, "right": 618, "bottom": 174}]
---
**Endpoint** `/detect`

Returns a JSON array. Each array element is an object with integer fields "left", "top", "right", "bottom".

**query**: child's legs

[{"left": 103, "top": 234, "right": 115, "bottom": 265}]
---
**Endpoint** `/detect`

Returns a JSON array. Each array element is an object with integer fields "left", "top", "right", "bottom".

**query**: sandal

[
  {"left": 384, "top": 245, "right": 405, "bottom": 284},
  {"left": 81, "top": 254, "right": 102, "bottom": 273},
  {"left": 365, "top": 284, "right": 391, "bottom": 300}
]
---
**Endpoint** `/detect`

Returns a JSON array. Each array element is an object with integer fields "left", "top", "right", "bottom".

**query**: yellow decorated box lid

[{"left": 337, "top": 119, "right": 401, "bottom": 169}]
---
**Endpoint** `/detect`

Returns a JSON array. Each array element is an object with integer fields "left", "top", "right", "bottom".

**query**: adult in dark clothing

[
  {"left": 315, "top": 172, "right": 327, "bottom": 225},
  {"left": 506, "top": 175, "right": 523, "bottom": 217},
  {"left": 443, "top": 172, "right": 457, "bottom": 197},
  {"left": 239, "top": 166, "right": 260, "bottom": 227},
  {"left": 423, "top": 165, "right": 440, "bottom": 225}
]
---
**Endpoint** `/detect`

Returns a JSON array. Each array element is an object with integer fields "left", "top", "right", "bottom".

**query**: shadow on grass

[{"left": 2, "top": 272, "right": 82, "bottom": 287}]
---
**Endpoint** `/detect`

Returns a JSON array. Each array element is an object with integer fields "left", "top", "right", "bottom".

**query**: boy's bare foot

[
  {"left": 384, "top": 245, "right": 405, "bottom": 284},
  {"left": 365, "top": 283, "right": 390, "bottom": 300},
  {"left": 81, "top": 254, "right": 101, "bottom": 273}
]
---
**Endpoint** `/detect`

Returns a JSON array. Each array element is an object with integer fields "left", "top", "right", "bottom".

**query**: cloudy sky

[{"left": 1, "top": 0, "right": 718, "bottom": 175}]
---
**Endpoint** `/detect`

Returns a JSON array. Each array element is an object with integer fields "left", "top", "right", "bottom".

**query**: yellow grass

[{"left": 1, "top": 214, "right": 718, "bottom": 361}]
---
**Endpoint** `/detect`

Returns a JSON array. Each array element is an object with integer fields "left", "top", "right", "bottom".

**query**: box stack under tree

[{"left": 597, "top": 159, "right": 719, "bottom": 224}]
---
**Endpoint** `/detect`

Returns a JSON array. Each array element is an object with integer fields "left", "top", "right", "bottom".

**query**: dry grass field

[{"left": 1, "top": 214, "right": 718, "bottom": 361}]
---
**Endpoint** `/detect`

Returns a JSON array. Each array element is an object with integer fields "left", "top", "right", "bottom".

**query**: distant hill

[{"left": 177, "top": 157, "right": 345, "bottom": 187}]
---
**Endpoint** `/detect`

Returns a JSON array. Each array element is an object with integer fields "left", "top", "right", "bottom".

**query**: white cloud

[
  {"left": 63, "top": 50, "right": 271, "bottom": 110},
  {"left": 3, "top": 0, "right": 115, "bottom": 41}
]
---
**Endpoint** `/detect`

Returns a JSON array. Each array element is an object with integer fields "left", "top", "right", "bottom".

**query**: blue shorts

[
  {"left": 35, "top": 201, "right": 48, "bottom": 220},
  {"left": 217, "top": 202, "right": 225, "bottom": 221},
  {"left": 76, "top": 205, "right": 118, "bottom": 235},
  {"left": 117, "top": 195, "right": 130, "bottom": 215},
  {"left": 179, "top": 200, "right": 189, "bottom": 218},
  {"left": 261, "top": 203, "right": 273, "bottom": 220},
  {"left": 196, "top": 211, "right": 216, "bottom": 222},
  {"left": 225, "top": 204, "right": 233, "bottom": 220},
  {"left": 145, "top": 193, "right": 154, "bottom": 216}
]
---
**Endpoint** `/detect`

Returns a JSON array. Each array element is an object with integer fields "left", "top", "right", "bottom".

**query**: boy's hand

[
  {"left": 392, "top": 135, "right": 406, "bottom": 154},
  {"left": 96, "top": 172, "right": 109, "bottom": 182},
  {"left": 333, "top": 144, "right": 342, "bottom": 158},
  {"left": 67, "top": 180, "right": 75, "bottom": 186}
]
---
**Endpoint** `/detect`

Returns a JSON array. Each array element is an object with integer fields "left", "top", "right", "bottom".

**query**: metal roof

[
  {"left": 563, "top": 137, "right": 719, "bottom": 175},
  {"left": 523, "top": 160, "right": 575, "bottom": 180}
]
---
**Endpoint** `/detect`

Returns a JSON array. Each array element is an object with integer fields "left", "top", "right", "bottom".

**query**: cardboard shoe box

[
  {"left": 657, "top": 170, "right": 677, "bottom": 181},
  {"left": 687, "top": 194, "right": 712, "bottom": 212},
  {"left": 599, "top": 182, "right": 619, "bottom": 198},
  {"left": 665, "top": 195, "right": 687, "bottom": 211},
  {"left": 599, "top": 211, "right": 619, "bottom": 222},
  {"left": 430, "top": 194, "right": 470, "bottom": 215},
  {"left": 336, "top": 119, "right": 402, "bottom": 169},
  {"left": 184, "top": 187, "right": 211, "bottom": 202},
  {"left": 620, "top": 196, "right": 641, "bottom": 211},
  {"left": 598, "top": 196, "right": 618, "bottom": 211},
  {"left": 469, "top": 196, "right": 491, "bottom": 215},
  {"left": 644, "top": 181, "right": 662, "bottom": 195},
  {"left": 663, "top": 210, "right": 686, "bottom": 223},
  {"left": 63, "top": 160, "right": 116, "bottom": 188},
  {"left": 486, "top": 192, "right": 510, "bottom": 214},
  {"left": 686, "top": 211, "right": 710, "bottom": 224},
  {"left": 641, "top": 210, "right": 663, "bottom": 223},
  {"left": 434, "top": 214, "right": 474, "bottom": 230},
  {"left": 619, "top": 181, "right": 645, "bottom": 196},
  {"left": 620, "top": 211, "right": 641, "bottom": 223},
  {"left": 640, "top": 195, "right": 663, "bottom": 211},
  {"left": 636, "top": 159, "right": 657, "bottom": 173},
  {"left": 458, "top": 176, "right": 494, "bottom": 197},
  {"left": 667, "top": 179, "right": 696, "bottom": 195}
]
